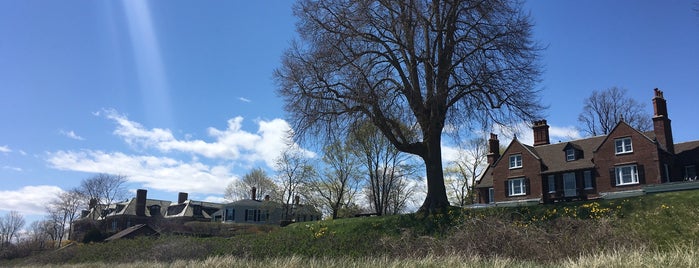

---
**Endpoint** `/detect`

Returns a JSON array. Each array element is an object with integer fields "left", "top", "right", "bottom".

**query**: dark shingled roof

[
  {"left": 104, "top": 224, "right": 159, "bottom": 241},
  {"left": 536, "top": 136, "right": 606, "bottom": 174}
]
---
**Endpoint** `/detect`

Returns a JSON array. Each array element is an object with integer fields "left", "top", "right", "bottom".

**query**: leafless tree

[
  {"left": 24, "top": 220, "right": 52, "bottom": 251},
  {"left": 310, "top": 140, "right": 362, "bottom": 219},
  {"left": 224, "top": 168, "right": 278, "bottom": 201},
  {"left": 275, "top": 145, "right": 315, "bottom": 220},
  {"left": 386, "top": 175, "right": 419, "bottom": 215},
  {"left": 275, "top": 0, "right": 544, "bottom": 213},
  {"left": 578, "top": 87, "right": 652, "bottom": 136},
  {"left": 0, "top": 211, "right": 25, "bottom": 247},
  {"left": 77, "top": 173, "right": 128, "bottom": 208},
  {"left": 349, "top": 122, "right": 418, "bottom": 215},
  {"left": 45, "top": 189, "right": 83, "bottom": 247},
  {"left": 445, "top": 137, "right": 488, "bottom": 206}
]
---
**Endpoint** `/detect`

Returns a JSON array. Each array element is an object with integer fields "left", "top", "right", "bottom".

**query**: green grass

[{"left": 6, "top": 189, "right": 699, "bottom": 266}]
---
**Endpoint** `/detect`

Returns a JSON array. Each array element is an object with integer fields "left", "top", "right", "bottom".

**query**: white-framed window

[
  {"left": 508, "top": 178, "right": 526, "bottom": 196},
  {"left": 547, "top": 175, "right": 556, "bottom": 193},
  {"left": 509, "top": 154, "right": 522, "bottom": 169},
  {"left": 488, "top": 188, "right": 494, "bottom": 203},
  {"left": 566, "top": 148, "right": 576, "bottom": 161},
  {"left": 615, "top": 137, "right": 633, "bottom": 154},
  {"left": 615, "top": 165, "right": 639, "bottom": 186},
  {"left": 685, "top": 165, "right": 697, "bottom": 181},
  {"left": 584, "top": 170, "right": 593, "bottom": 189}
]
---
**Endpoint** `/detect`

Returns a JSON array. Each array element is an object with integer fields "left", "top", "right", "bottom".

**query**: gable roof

[{"left": 593, "top": 120, "right": 657, "bottom": 153}]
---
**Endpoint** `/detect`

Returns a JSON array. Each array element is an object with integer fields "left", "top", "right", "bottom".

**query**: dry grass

[{"left": 14, "top": 246, "right": 699, "bottom": 268}]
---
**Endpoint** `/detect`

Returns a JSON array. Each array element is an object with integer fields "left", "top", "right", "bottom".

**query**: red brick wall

[
  {"left": 594, "top": 123, "right": 661, "bottom": 193},
  {"left": 492, "top": 141, "right": 542, "bottom": 202}
]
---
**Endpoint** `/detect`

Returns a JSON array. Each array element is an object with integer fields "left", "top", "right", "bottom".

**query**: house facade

[
  {"left": 475, "top": 89, "right": 699, "bottom": 205},
  {"left": 212, "top": 188, "right": 322, "bottom": 225},
  {"left": 72, "top": 187, "right": 322, "bottom": 241}
]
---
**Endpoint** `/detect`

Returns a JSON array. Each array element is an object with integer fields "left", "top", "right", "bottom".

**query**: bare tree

[
  {"left": 445, "top": 137, "right": 488, "bottom": 206},
  {"left": 386, "top": 175, "right": 419, "bottom": 215},
  {"left": 45, "top": 189, "right": 83, "bottom": 247},
  {"left": 310, "top": 140, "right": 362, "bottom": 219},
  {"left": 0, "top": 211, "right": 25, "bottom": 247},
  {"left": 77, "top": 173, "right": 128, "bottom": 208},
  {"left": 350, "top": 122, "right": 417, "bottom": 216},
  {"left": 24, "top": 220, "right": 52, "bottom": 251},
  {"left": 275, "top": 0, "right": 544, "bottom": 213},
  {"left": 224, "top": 168, "right": 278, "bottom": 201},
  {"left": 275, "top": 146, "right": 315, "bottom": 220},
  {"left": 578, "top": 87, "right": 652, "bottom": 136}
]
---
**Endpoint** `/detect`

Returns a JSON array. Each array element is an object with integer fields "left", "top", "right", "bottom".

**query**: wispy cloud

[
  {"left": 2, "top": 166, "right": 22, "bottom": 172},
  {"left": 0, "top": 185, "right": 64, "bottom": 215},
  {"left": 0, "top": 145, "right": 10, "bottom": 153},
  {"left": 238, "top": 97, "right": 251, "bottom": 103},
  {"left": 59, "top": 130, "right": 85, "bottom": 140}
]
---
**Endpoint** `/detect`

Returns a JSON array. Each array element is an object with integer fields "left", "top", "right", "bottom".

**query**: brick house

[{"left": 475, "top": 89, "right": 699, "bottom": 205}]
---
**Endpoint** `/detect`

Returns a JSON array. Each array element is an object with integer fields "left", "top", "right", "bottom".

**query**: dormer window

[
  {"left": 565, "top": 148, "right": 576, "bottom": 161},
  {"left": 615, "top": 137, "right": 633, "bottom": 154},
  {"left": 509, "top": 154, "right": 522, "bottom": 169}
]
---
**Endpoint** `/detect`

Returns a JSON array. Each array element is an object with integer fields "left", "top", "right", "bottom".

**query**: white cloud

[
  {"left": 549, "top": 125, "right": 582, "bottom": 143},
  {"left": 492, "top": 122, "right": 582, "bottom": 146},
  {"left": 238, "top": 97, "right": 251, "bottom": 103},
  {"left": 59, "top": 130, "right": 85, "bottom": 140},
  {"left": 0, "top": 145, "right": 11, "bottom": 153},
  {"left": 0, "top": 185, "right": 64, "bottom": 215},
  {"left": 101, "top": 109, "right": 297, "bottom": 167},
  {"left": 47, "top": 150, "right": 235, "bottom": 194}
]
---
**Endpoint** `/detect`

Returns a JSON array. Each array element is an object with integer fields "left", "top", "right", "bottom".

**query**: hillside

[{"left": 6, "top": 189, "right": 699, "bottom": 266}]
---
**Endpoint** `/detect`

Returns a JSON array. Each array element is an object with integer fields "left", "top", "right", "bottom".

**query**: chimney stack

[
  {"left": 251, "top": 187, "right": 257, "bottom": 200},
  {"left": 487, "top": 133, "right": 500, "bottom": 165},
  {"left": 652, "top": 88, "right": 674, "bottom": 154},
  {"left": 136, "top": 189, "right": 147, "bottom": 217},
  {"left": 178, "top": 192, "right": 188, "bottom": 204},
  {"left": 294, "top": 195, "right": 300, "bottom": 205},
  {"left": 532, "top": 120, "right": 550, "bottom": 146},
  {"left": 89, "top": 198, "right": 97, "bottom": 209}
]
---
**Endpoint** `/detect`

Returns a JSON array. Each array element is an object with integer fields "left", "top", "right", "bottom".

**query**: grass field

[{"left": 5, "top": 189, "right": 699, "bottom": 267}]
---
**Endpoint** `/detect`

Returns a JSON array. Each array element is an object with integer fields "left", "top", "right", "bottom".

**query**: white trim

[
  {"left": 509, "top": 154, "right": 522, "bottom": 169},
  {"left": 508, "top": 177, "right": 526, "bottom": 196},
  {"left": 615, "top": 164, "right": 639, "bottom": 186},
  {"left": 615, "top": 137, "right": 633, "bottom": 154}
]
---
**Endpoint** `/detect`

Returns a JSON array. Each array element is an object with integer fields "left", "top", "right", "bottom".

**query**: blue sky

[{"left": 1, "top": 1, "right": 698, "bottom": 221}]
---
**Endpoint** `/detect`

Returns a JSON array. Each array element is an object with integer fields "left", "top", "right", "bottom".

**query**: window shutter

[
  {"left": 609, "top": 168, "right": 616, "bottom": 187},
  {"left": 638, "top": 165, "right": 646, "bottom": 184},
  {"left": 504, "top": 180, "right": 509, "bottom": 197},
  {"left": 525, "top": 178, "right": 531, "bottom": 195}
]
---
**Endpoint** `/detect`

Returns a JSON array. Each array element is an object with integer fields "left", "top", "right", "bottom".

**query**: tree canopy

[{"left": 276, "top": 0, "right": 544, "bottom": 212}]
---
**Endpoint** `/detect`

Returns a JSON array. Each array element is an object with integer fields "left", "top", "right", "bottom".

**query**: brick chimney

[
  {"left": 88, "top": 198, "right": 98, "bottom": 209},
  {"left": 532, "top": 120, "right": 550, "bottom": 146},
  {"left": 652, "top": 88, "right": 674, "bottom": 154},
  {"left": 487, "top": 133, "right": 500, "bottom": 165},
  {"left": 178, "top": 192, "right": 188, "bottom": 204},
  {"left": 251, "top": 187, "right": 257, "bottom": 200},
  {"left": 136, "top": 189, "right": 147, "bottom": 217}
]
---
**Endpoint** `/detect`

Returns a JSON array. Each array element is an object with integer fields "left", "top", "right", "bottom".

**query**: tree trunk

[{"left": 419, "top": 131, "right": 450, "bottom": 214}]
